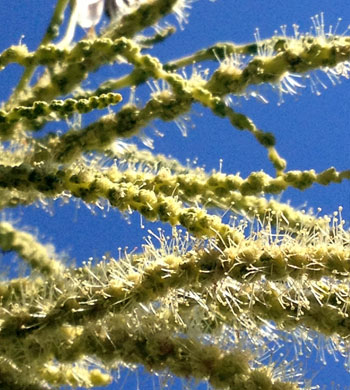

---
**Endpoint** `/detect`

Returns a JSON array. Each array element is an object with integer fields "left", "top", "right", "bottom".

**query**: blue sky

[{"left": 0, "top": 0, "right": 349, "bottom": 389}]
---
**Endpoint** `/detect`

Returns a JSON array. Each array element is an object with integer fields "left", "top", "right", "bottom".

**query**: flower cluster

[{"left": 0, "top": 1, "right": 349, "bottom": 389}]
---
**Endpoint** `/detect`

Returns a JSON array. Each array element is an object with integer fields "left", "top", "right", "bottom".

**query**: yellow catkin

[{"left": 1, "top": 2, "right": 349, "bottom": 389}]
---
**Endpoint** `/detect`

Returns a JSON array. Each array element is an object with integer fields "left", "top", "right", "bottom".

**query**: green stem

[{"left": 8, "top": 0, "right": 70, "bottom": 106}]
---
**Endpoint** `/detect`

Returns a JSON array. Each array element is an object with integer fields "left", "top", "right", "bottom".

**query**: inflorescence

[{"left": 0, "top": 1, "right": 349, "bottom": 389}]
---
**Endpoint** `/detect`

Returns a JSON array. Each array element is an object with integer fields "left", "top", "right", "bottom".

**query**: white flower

[
  {"left": 324, "top": 61, "right": 350, "bottom": 85},
  {"left": 105, "top": 0, "right": 140, "bottom": 20},
  {"left": 76, "top": 0, "right": 104, "bottom": 29}
]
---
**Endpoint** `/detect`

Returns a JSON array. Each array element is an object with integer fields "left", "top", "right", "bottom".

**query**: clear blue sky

[{"left": 0, "top": 0, "right": 349, "bottom": 388}]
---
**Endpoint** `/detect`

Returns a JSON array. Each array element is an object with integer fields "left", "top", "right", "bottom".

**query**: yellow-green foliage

[{"left": 0, "top": 1, "right": 349, "bottom": 389}]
